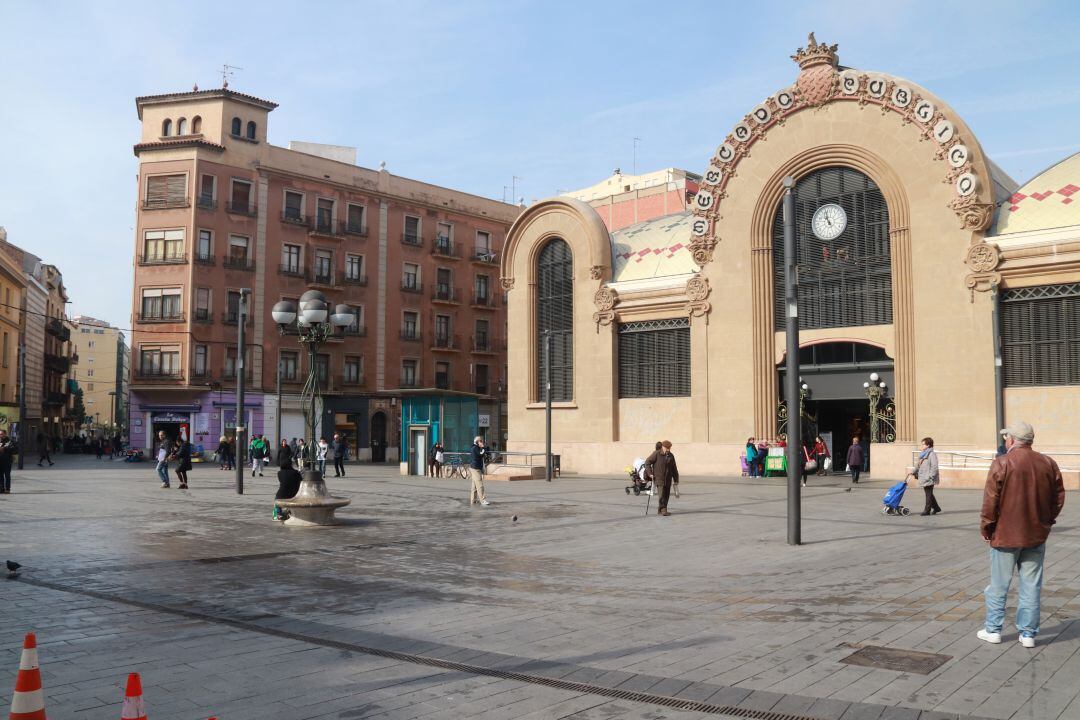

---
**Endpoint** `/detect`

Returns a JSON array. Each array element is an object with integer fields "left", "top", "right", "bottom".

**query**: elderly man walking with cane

[{"left": 977, "top": 421, "right": 1065, "bottom": 648}]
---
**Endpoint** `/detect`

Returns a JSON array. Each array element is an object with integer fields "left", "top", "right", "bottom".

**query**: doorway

[
  {"left": 409, "top": 427, "right": 428, "bottom": 476},
  {"left": 370, "top": 411, "right": 386, "bottom": 462}
]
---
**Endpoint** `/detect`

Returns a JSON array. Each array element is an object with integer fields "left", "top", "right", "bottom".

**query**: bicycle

[{"left": 441, "top": 453, "right": 469, "bottom": 479}]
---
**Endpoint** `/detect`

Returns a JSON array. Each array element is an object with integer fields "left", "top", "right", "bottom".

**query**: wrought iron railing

[{"left": 225, "top": 201, "right": 256, "bottom": 216}]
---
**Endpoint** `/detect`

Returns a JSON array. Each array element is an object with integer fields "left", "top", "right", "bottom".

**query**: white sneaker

[
  {"left": 977, "top": 629, "right": 1002, "bottom": 644},
  {"left": 1019, "top": 635, "right": 1035, "bottom": 648},
  {"left": 480, "top": 499, "right": 490, "bottom": 506}
]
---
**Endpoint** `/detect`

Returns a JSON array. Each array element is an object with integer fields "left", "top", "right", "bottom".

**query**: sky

[{"left": 1, "top": 0, "right": 1078, "bottom": 329}]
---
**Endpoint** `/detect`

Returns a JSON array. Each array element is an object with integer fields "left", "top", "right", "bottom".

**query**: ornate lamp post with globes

[
  {"left": 863, "top": 372, "right": 888, "bottom": 443},
  {"left": 270, "top": 290, "right": 353, "bottom": 525}
]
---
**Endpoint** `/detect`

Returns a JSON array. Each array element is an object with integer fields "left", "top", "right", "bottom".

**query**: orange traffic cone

[
  {"left": 9, "top": 632, "right": 46, "bottom": 720},
  {"left": 120, "top": 673, "right": 146, "bottom": 720}
]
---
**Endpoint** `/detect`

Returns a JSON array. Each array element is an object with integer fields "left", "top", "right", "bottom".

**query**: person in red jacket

[{"left": 978, "top": 421, "right": 1065, "bottom": 648}]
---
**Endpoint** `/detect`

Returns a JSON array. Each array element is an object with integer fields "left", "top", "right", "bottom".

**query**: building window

[
  {"left": 195, "top": 287, "right": 211, "bottom": 321},
  {"left": 1002, "top": 283, "right": 1080, "bottom": 386},
  {"left": 225, "top": 346, "right": 238, "bottom": 378},
  {"left": 435, "top": 361, "right": 450, "bottom": 390},
  {"left": 475, "top": 364, "right": 489, "bottom": 395},
  {"left": 403, "top": 215, "right": 420, "bottom": 245},
  {"left": 144, "top": 174, "right": 187, "bottom": 208},
  {"left": 198, "top": 175, "right": 215, "bottom": 208},
  {"left": 140, "top": 348, "right": 180, "bottom": 377},
  {"left": 345, "top": 254, "right": 363, "bottom": 282},
  {"left": 231, "top": 117, "right": 242, "bottom": 136},
  {"left": 436, "top": 268, "right": 452, "bottom": 300},
  {"left": 402, "top": 311, "right": 419, "bottom": 340},
  {"left": 246, "top": 121, "right": 256, "bottom": 139},
  {"left": 344, "top": 356, "right": 362, "bottom": 384},
  {"left": 475, "top": 319, "right": 489, "bottom": 351},
  {"left": 346, "top": 203, "right": 365, "bottom": 234},
  {"left": 476, "top": 230, "right": 491, "bottom": 258},
  {"left": 228, "top": 235, "right": 249, "bottom": 263},
  {"left": 2, "top": 332, "right": 7, "bottom": 368},
  {"left": 402, "top": 359, "right": 418, "bottom": 387},
  {"left": 142, "top": 229, "right": 184, "bottom": 262},
  {"left": 279, "top": 351, "right": 298, "bottom": 381},
  {"left": 314, "top": 250, "right": 333, "bottom": 284},
  {"left": 315, "top": 198, "right": 334, "bottom": 233},
  {"left": 161, "top": 118, "right": 172, "bottom": 136},
  {"left": 772, "top": 166, "right": 892, "bottom": 331},
  {"left": 617, "top": 319, "right": 691, "bottom": 398},
  {"left": 177, "top": 117, "right": 187, "bottom": 135},
  {"left": 536, "top": 238, "right": 573, "bottom": 402},
  {"left": 315, "top": 354, "right": 329, "bottom": 385},
  {"left": 192, "top": 116, "right": 202, "bottom": 133},
  {"left": 196, "top": 230, "right": 213, "bottom": 261},
  {"left": 403, "top": 263, "right": 420, "bottom": 291},
  {"left": 193, "top": 345, "right": 208, "bottom": 377},
  {"left": 284, "top": 191, "right": 304, "bottom": 222},
  {"left": 475, "top": 274, "right": 489, "bottom": 304},
  {"left": 226, "top": 290, "right": 241, "bottom": 323},
  {"left": 229, "top": 180, "right": 253, "bottom": 214},
  {"left": 345, "top": 305, "right": 362, "bottom": 335},
  {"left": 281, "top": 244, "right": 301, "bottom": 274},
  {"left": 140, "top": 288, "right": 182, "bottom": 321},
  {"left": 435, "top": 315, "right": 451, "bottom": 344}
]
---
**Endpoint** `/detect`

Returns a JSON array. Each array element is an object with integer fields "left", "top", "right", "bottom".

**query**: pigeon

[{"left": 6, "top": 560, "right": 20, "bottom": 578}]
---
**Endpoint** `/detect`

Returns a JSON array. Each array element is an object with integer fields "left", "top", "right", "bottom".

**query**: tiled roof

[
  {"left": 135, "top": 88, "right": 278, "bottom": 118},
  {"left": 992, "top": 152, "right": 1080, "bottom": 235},
  {"left": 610, "top": 212, "right": 696, "bottom": 282},
  {"left": 133, "top": 138, "right": 226, "bottom": 156}
]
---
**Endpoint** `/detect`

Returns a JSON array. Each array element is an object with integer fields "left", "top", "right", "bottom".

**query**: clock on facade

[{"left": 811, "top": 203, "right": 847, "bottom": 241}]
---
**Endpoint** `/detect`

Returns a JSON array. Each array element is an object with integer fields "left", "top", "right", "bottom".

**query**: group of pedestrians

[{"left": 154, "top": 430, "right": 192, "bottom": 489}]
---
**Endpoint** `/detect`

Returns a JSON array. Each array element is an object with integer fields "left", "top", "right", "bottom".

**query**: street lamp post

[
  {"left": 863, "top": 372, "right": 887, "bottom": 443},
  {"left": 107, "top": 391, "right": 116, "bottom": 432},
  {"left": 272, "top": 291, "right": 352, "bottom": 487},
  {"left": 782, "top": 175, "right": 802, "bottom": 546}
]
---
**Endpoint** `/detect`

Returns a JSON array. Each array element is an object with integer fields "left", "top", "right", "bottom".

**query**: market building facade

[{"left": 502, "top": 37, "right": 1080, "bottom": 481}]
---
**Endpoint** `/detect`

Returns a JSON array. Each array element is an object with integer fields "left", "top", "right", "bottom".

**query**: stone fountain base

[{"left": 275, "top": 470, "right": 351, "bottom": 526}]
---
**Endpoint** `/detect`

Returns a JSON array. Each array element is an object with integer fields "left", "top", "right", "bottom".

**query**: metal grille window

[
  {"left": 618, "top": 318, "right": 690, "bottom": 398},
  {"left": 1002, "top": 284, "right": 1080, "bottom": 386},
  {"left": 536, "top": 239, "right": 573, "bottom": 401},
  {"left": 772, "top": 167, "right": 892, "bottom": 330}
]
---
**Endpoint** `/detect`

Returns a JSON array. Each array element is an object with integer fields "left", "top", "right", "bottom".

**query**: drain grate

[
  {"left": 18, "top": 576, "right": 828, "bottom": 720},
  {"left": 839, "top": 644, "right": 951, "bottom": 675}
]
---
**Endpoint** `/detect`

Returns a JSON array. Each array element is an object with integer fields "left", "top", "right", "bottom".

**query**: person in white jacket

[{"left": 316, "top": 438, "right": 329, "bottom": 475}]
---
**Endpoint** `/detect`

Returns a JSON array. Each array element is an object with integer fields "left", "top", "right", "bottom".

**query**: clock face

[{"left": 811, "top": 203, "right": 847, "bottom": 241}]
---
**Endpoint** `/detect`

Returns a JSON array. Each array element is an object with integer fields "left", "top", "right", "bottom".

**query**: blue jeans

[
  {"left": 985, "top": 544, "right": 1045, "bottom": 637},
  {"left": 156, "top": 461, "right": 169, "bottom": 485}
]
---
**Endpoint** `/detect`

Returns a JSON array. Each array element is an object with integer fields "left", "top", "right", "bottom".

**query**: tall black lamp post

[{"left": 272, "top": 291, "right": 352, "bottom": 487}]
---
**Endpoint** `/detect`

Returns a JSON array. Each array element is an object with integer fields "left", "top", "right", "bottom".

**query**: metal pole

[
  {"left": 17, "top": 341, "right": 25, "bottom": 470},
  {"left": 276, "top": 359, "right": 282, "bottom": 449},
  {"left": 309, "top": 342, "right": 318, "bottom": 465},
  {"left": 544, "top": 331, "right": 552, "bottom": 482},
  {"left": 782, "top": 177, "right": 802, "bottom": 546},
  {"left": 235, "top": 289, "right": 249, "bottom": 494},
  {"left": 991, "top": 283, "right": 1005, "bottom": 449}
]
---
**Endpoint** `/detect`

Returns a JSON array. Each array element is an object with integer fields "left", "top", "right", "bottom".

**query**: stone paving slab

[{"left": 0, "top": 457, "right": 1075, "bottom": 718}]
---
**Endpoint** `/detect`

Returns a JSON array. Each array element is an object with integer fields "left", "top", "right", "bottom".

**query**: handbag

[
  {"left": 823, "top": 456, "right": 832, "bottom": 471},
  {"left": 804, "top": 458, "right": 818, "bottom": 472}
]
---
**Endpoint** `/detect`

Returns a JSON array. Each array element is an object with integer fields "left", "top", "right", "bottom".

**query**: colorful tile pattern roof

[
  {"left": 993, "top": 152, "right": 1080, "bottom": 235},
  {"left": 610, "top": 212, "right": 696, "bottom": 282}
]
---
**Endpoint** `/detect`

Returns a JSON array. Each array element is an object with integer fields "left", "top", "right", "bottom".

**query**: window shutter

[
  {"left": 536, "top": 239, "right": 573, "bottom": 401},
  {"left": 1002, "top": 284, "right": 1080, "bottom": 386},
  {"left": 617, "top": 319, "right": 691, "bottom": 398}
]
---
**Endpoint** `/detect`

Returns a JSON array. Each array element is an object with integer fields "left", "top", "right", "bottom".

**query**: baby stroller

[
  {"left": 881, "top": 480, "right": 911, "bottom": 516},
  {"left": 625, "top": 460, "right": 654, "bottom": 496}
]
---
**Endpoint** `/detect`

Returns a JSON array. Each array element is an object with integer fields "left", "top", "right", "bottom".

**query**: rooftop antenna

[
  {"left": 633, "top": 137, "right": 642, "bottom": 175},
  {"left": 221, "top": 63, "right": 242, "bottom": 88},
  {"left": 512, "top": 176, "right": 522, "bottom": 205},
  {"left": 502, "top": 185, "right": 509, "bottom": 203}
]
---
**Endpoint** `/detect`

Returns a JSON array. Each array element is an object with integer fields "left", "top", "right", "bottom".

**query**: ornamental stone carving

[
  {"left": 500, "top": 277, "right": 515, "bottom": 291},
  {"left": 593, "top": 286, "right": 617, "bottom": 312},
  {"left": 590, "top": 265, "right": 605, "bottom": 280},
  {"left": 965, "top": 243, "right": 1000, "bottom": 273},
  {"left": 685, "top": 275, "right": 710, "bottom": 302},
  {"left": 949, "top": 195, "right": 995, "bottom": 231}
]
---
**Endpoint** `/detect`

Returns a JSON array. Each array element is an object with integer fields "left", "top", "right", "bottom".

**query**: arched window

[
  {"left": 162, "top": 118, "right": 172, "bottom": 136},
  {"left": 191, "top": 116, "right": 202, "bottom": 133},
  {"left": 536, "top": 238, "right": 573, "bottom": 401},
  {"left": 772, "top": 166, "right": 892, "bottom": 330},
  {"left": 231, "top": 117, "right": 241, "bottom": 136},
  {"left": 176, "top": 117, "right": 187, "bottom": 135},
  {"left": 246, "top": 121, "right": 256, "bottom": 139}
]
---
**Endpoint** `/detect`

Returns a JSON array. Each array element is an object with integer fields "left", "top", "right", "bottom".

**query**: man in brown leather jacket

[
  {"left": 645, "top": 440, "right": 679, "bottom": 516},
  {"left": 977, "top": 421, "right": 1065, "bottom": 648}
]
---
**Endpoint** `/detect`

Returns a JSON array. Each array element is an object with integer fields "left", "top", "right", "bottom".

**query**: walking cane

[{"left": 645, "top": 485, "right": 652, "bottom": 516}]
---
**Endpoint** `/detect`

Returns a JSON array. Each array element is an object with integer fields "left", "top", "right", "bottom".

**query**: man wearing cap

[{"left": 978, "top": 421, "right": 1065, "bottom": 648}]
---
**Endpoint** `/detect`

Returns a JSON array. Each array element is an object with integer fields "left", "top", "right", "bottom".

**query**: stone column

[
  {"left": 750, "top": 242, "right": 777, "bottom": 439},
  {"left": 890, "top": 225, "right": 916, "bottom": 441}
]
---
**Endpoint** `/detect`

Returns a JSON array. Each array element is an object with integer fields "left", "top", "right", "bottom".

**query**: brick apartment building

[{"left": 129, "top": 87, "right": 519, "bottom": 460}]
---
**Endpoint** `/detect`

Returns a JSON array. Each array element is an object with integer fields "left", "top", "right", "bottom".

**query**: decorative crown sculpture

[{"left": 791, "top": 32, "right": 839, "bottom": 70}]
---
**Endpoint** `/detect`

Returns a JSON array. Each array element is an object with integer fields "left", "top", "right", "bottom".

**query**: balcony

[
  {"left": 196, "top": 195, "right": 216, "bottom": 210},
  {"left": 221, "top": 368, "right": 254, "bottom": 381},
  {"left": 311, "top": 268, "right": 335, "bottom": 287},
  {"left": 472, "top": 247, "right": 498, "bottom": 264},
  {"left": 221, "top": 311, "right": 253, "bottom": 326},
  {"left": 45, "top": 353, "right": 71, "bottom": 373},
  {"left": 340, "top": 271, "right": 368, "bottom": 287},
  {"left": 434, "top": 375, "right": 453, "bottom": 391},
  {"left": 46, "top": 318, "right": 64, "bottom": 337},
  {"left": 401, "top": 232, "right": 422, "bottom": 247},
  {"left": 432, "top": 237, "right": 459, "bottom": 259},
  {"left": 475, "top": 383, "right": 490, "bottom": 396},
  {"left": 45, "top": 391, "right": 69, "bottom": 405},
  {"left": 136, "top": 311, "right": 184, "bottom": 324},
  {"left": 400, "top": 329, "right": 421, "bottom": 342},
  {"left": 343, "top": 324, "right": 367, "bottom": 337},
  {"left": 138, "top": 252, "right": 187, "bottom": 266},
  {"left": 142, "top": 198, "right": 189, "bottom": 210},
  {"left": 399, "top": 375, "right": 419, "bottom": 389},
  {"left": 225, "top": 201, "right": 257, "bottom": 217},
  {"left": 70, "top": 352, "right": 79, "bottom": 365},
  {"left": 431, "top": 286, "right": 460, "bottom": 304},
  {"left": 471, "top": 336, "right": 504, "bottom": 354},
  {"left": 281, "top": 210, "right": 308, "bottom": 227},
  {"left": 343, "top": 220, "right": 368, "bottom": 237},
  {"left": 191, "top": 367, "right": 210, "bottom": 379},
  {"left": 431, "top": 333, "right": 460, "bottom": 351},
  {"left": 194, "top": 252, "right": 215, "bottom": 266},
  {"left": 339, "top": 373, "right": 365, "bottom": 387},
  {"left": 134, "top": 370, "right": 183, "bottom": 383},
  {"left": 400, "top": 280, "right": 423, "bottom": 294},
  {"left": 222, "top": 256, "right": 255, "bottom": 271},
  {"left": 309, "top": 217, "right": 342, "bottom": 239},
  {"left": 193, "top": 308, "right": 213, "bottom": 324},
  {"left": 471, "top": 293, "right": 498, "bottom": 309},
  {"left": 59, "top": 325, "right": 71, "bottom": 342},
  {"left": 278, "top": 263, "right": 307, "bottom": 279}
]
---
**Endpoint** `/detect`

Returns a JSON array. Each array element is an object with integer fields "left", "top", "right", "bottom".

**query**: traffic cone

[
  {"left": 9, "top": 632, "right": 46, "bottom": 720},
  {"left": 120, "top": 673, "right": 146, "bottom": 720}
]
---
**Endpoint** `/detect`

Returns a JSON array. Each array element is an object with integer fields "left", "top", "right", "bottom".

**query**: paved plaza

[{"left": 1, "top": 456, "right": 1078, "bottom": 720}]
